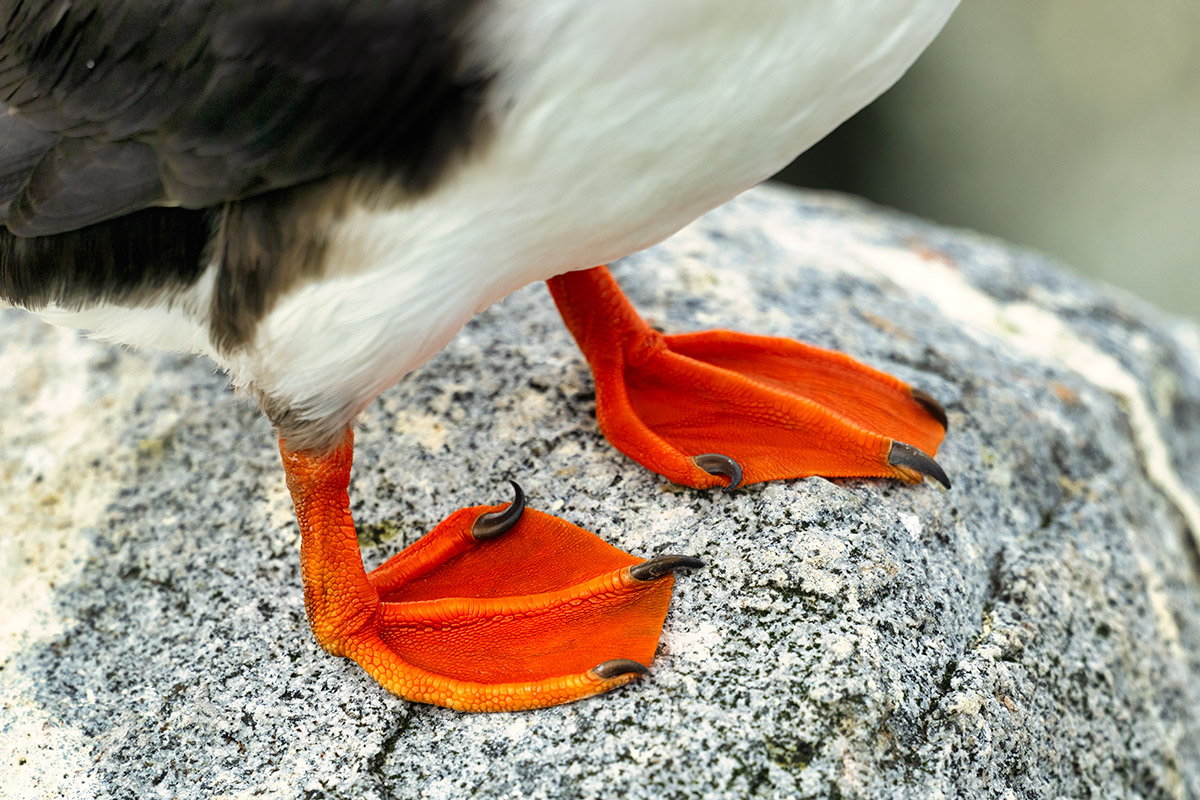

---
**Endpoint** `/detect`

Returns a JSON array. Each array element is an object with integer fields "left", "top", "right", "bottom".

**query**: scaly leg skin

[
  {"left": 280, "top": 430, "right": 699, "bottom": 711},
  {"left": 547, "top": 265, "right": 950, "bottom": 490}
]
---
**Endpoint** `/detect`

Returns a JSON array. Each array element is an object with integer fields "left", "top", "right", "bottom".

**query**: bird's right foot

[{"left": 547, "top": 265, "right": 950, "bottom": 490}]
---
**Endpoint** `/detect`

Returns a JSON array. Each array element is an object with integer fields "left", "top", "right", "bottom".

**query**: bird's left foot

[
  {"left": 280, "top": 431, "right": 699, "bottom": 711},
  {"left": 547, "top": 266, "right": 949, "bottom": 490}
]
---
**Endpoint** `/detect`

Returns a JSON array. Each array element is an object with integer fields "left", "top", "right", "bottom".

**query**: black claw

[
  {"left": 911, "top": 388, "right": 949, "bottom": 430},
  {"left": 471, "top": 480, "right": 526, "bottom": 540},
  {"left": 628, "top": 555, "right": 706, "bottom": 582},
  {"left": 693, "top": 453, "right": 743, "bottom": 489},
  {"left": 888, "top": 441, "right": 952, "bottom": 490},
  {"left": 592, "top": 659, "right": 650, "bottom": 679}
]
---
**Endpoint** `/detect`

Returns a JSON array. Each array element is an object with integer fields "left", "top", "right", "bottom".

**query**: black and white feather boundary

[{"left": 1, "top": 0, "right": 960, "bottom": 452}]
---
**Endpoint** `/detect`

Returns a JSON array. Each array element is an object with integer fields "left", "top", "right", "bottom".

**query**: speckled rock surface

[{"left": 3, "top": 185, "right": 1199, "bottom": 799}]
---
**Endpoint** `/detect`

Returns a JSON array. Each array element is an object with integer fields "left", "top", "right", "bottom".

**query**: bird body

[
  {"left": 2, "top": 0, "right": 957, "bottom": 710},
  {"left": 4, "top": 0, "right": 957, "bottom": 451}
]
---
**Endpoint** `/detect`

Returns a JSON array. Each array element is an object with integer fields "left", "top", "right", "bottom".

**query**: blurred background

[{"left": 775, "top": 0, "right": 1200, "bottom": 323}]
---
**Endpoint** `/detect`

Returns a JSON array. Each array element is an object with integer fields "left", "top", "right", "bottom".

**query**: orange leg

[
  {"left": 280, "top": 430, "right": 698, "bottom": 711},
  {"left": 547, "top": 266, "right": 949, "bottom": 489}
]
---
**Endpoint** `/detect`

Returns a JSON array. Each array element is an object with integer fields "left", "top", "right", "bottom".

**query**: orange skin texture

[
  {"left": 547, "top": 266, "right": 946, "bottom": 487},
  {"left": 279, "top": 265, "right": 945, "bottom": 712},
  {"left": 280, "top": 431, "right": 673, "bottom": 712}
]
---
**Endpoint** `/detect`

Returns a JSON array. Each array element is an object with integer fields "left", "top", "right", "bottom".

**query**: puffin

[{"left": 0, "top": 0, "right": 956, "bottom": 712}]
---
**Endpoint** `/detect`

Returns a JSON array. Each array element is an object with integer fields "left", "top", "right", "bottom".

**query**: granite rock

[{"left": 2, "top": 185, "right": 1198, "bottom": 799}]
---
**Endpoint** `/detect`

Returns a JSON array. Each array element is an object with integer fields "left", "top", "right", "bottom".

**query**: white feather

[{"left": 34, "top": 0, "right": 960, "bottom": 433}]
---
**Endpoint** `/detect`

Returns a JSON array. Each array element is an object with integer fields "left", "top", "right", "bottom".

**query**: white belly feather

[{"left": 37, "top": 0, "right": 959, "bottom": 431}]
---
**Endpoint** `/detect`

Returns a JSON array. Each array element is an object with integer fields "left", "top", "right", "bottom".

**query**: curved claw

[
  {"left": 693, "top": 453, "right": 743, "bottom": 489},
  {"left": 591, "top": 659, "right": 650, "bottom": 679},
  {"left": 888, "top": 441, "right": 951, "bottom": 490},
  {"left": 911, "top": 388, "right": 949, "bottom": 431},
  {"left": 471, "top": 480, "right": 526, "bottom": 540},
  {"left": 629, "top": 555, "right": 706, "bottom": 582}
]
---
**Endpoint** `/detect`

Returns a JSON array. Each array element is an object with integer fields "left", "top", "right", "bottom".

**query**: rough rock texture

[{"left": 2, "top": 185, "right": 1198, "bottom": 799}]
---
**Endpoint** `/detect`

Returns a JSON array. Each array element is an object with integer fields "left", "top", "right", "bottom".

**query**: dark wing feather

[
  {"left": 0, "top": 0, "right": 489, "bottom": 236},
  {"left": 0, "top": 110, "right": 57, "bottom": 216},
  {"left": 7, "top": 138, "right": 163, "bottom": 235}
]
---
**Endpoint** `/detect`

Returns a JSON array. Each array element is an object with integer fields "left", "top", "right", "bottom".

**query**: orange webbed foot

[
  {"left": 281, "top": 433, "right": 698, "bottom": 712},
  {"left": 547, "top": 266, "right": 950, "bottom": 490}
]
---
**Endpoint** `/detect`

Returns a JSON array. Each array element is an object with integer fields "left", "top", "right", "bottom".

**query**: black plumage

[{"left": 0, "top": 0, "right": 493, "bottom": 329}]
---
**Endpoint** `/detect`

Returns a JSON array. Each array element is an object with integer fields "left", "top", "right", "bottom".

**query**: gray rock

[{"left": 2, "top": 185, "right": 1198, "bottom": 799}]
